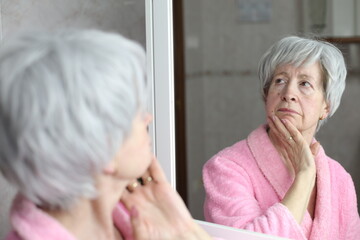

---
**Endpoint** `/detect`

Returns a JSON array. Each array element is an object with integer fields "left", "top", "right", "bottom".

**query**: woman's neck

[
  {"left": 44, "top": 176, "right": 128, "bottom": 240},
  {"left": 267, "top": 126, "right": 315, "bottom": 177},
  {"left": 266, "top": 124, "right": 316, "bottom": 145},
  {"left": 300, "top": 128, "right": 317, "bottom": 146}
]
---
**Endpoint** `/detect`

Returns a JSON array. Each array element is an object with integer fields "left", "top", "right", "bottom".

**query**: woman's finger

[
  {"left": 267, "top": 116, "right": 282, "bottom": 137},
  {"left": 121, "top": 188, "right": 136, "bottom": 210},
  {"left": 121, "top": 190, "right": 131, "bottom": 205},
  {"left": 310, "top": 141, "right": 320, "bottom": 156},
  {"left": 141, "top": 173, "right": 154, "bottom": 185},
  {"left": 148, "top": 155, "right": 168, "bottom": 183},
  {"left": 267, "top": 116, "right": 289, "bottom": 148},
  {"left": 129, "top": 206, "right": 147, "bottom": 240},
  {"left": 126, "top": 179, "right": 141, "bottom": 192},
  {"left": 280, "top": 118, "right": 304, "bottom": 144},
  {"left": 268, "top": 115, "right": 292, "bottom": 144}
]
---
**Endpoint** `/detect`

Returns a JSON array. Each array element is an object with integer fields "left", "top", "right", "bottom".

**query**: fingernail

[{"left": 130, "top": 206, "right": 139, "bottom": 218}]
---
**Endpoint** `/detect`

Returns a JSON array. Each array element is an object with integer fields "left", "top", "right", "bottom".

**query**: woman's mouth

[{"left": 277, "top": 108, "right": 300, "bottom": 115}]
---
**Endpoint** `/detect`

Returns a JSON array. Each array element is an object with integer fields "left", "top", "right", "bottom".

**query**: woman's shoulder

[
  {"left": 204, "top": 125, "right": 268, "bottom": 170},
  {"left": 206, "top": 138, "right": 252, "bottom": 164},
  {"left": 323, "top": 154, "right": 355, "bottom": 186},
  {"left": 324, "top": 155, "right": 359, "bottom": 222},
  {"left": 216, "top": 138, "right": 250, "bottom": 157},
  {"left": 202, "top": 139, "right": 256, "bottom": 188},
  {"left": 203, "top": 139, "right": 261, "bottom": 179}
]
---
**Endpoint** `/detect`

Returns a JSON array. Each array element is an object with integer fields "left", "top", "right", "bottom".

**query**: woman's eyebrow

[
  {"left": 273, "top": 71, "right": 288, "bottom": 77},
  {"left": 299, "top": 74, "right": 314, "bottom": 81}
]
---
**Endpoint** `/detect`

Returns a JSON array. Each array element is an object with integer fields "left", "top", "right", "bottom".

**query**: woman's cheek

[{"left": 299, "top": 87, "right": 314, "bottom": 96}]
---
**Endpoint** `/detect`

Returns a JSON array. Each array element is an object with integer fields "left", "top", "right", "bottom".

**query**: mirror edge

[{"left": 146, "top": 0, "right": 176, "bottom": 188}]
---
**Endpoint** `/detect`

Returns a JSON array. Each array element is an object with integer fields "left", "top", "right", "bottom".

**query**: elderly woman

[
  {"left": 203, "top": 36, "right": 360, "bottom": 239},
  {"left": 0, "top": 30, "right": 211, "bottom": 240}
]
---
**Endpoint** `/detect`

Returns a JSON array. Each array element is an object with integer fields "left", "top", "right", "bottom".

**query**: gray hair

[
  {"left": 0, "top": 29, "right": 147, "bottom": 209},
  {"left": 258, "top": 36, "right": 346, "bottom": 130}
]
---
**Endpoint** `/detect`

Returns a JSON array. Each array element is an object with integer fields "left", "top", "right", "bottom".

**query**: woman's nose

[
  {"left": 144, "top": 113, "right": 153, "bottom": 125},
  {"left": 281, "top": 85, "right": 297, "bottom": 102}
]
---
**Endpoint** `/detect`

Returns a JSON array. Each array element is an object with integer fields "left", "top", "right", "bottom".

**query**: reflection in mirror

[{"left": 182, "top": 0, "right": 360, "bottom": 230}]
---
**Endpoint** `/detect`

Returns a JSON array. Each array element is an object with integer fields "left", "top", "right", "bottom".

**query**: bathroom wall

[
  {"left": 184, "top": 0, "right": 360, "bottom": 220},
  {"left": 0, "top": 0, "right": 145, "bottom": 237}
]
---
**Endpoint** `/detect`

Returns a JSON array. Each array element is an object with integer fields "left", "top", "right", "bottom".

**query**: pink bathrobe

[
  {"left": 5, "top": 194, "right": 134, "bottom": 240},
  {"left": 203, "top": 125, "right": 360, "bottom": 240}
]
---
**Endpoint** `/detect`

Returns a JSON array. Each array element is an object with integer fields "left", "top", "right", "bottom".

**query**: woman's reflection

[{"left": 203, "top": 36, "right": 360, "bottom": 239}]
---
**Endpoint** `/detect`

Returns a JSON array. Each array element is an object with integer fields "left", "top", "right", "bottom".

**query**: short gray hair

[
  {"left": 0, "top": 29, "right": 147, "bottom": 209},
  {"left": 258, "top": 36, "right": 346, "bottom": 129}
]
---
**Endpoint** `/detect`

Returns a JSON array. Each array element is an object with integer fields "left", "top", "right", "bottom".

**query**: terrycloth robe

[
  {"left": 203, "top": 125, "right": 360, "bottom": 240},
  {"left": 5, "top": 194, "right": 134, "bottom": 240}
]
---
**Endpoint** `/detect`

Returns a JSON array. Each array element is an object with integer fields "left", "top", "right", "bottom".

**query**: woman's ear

[
  {"left": 103, "top": 161, "right": 116, "bottom": 175},
  {"left": 321, "top": 101, "right": 330, "bottom": 120}
]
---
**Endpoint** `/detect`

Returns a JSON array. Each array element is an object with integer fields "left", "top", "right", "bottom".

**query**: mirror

[{"left": 181, "top": 0, "right": 360, "bottom": 222}]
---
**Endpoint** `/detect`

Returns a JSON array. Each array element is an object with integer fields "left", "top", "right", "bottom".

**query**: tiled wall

[
  {"left": 0, "top": 0, "right": 145, "bottom": 46},
  {"left": 184, "top": 0, "right": 360, "bottom": 220},
  {"left": 0, "top": 0, "right": 145, "bottom": 237}
]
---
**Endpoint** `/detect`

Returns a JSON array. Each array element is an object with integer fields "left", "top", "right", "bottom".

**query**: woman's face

[
  {"left": 113, "top": 111, "right": 153, "bottom": 180},
  {"left": 265, "top": 62, "right": 329, "bottom": 138}
]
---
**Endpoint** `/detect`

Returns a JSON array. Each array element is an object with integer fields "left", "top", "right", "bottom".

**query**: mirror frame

[{"left": 146, "top": 0, "right": 176, "bottom": 188}]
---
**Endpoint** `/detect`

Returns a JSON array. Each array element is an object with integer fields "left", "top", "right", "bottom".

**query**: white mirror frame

[{"left": 146, "top": 0, "right": 176, "bottom": 188}]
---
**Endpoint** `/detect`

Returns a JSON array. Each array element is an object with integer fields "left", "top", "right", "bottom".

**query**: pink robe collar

[
  {"left": 247, "top": 125, "right": 331, "bottom": 240},
  {"left": 7, "top": 194, "right": 133, "bottom": 240},
  {"left": 8, "top": 195, "right": 77, "bottom": 240}
]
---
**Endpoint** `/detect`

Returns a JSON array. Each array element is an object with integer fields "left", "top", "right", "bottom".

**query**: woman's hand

[
  {"left": 268, "top": 115, "right": 319, "bottom": 224},
  {"left": 121, "top": 156, "right": 211, "bottom": 240},
  {"left": 268, "top": 115, "right": 319, "bottom": 176}
]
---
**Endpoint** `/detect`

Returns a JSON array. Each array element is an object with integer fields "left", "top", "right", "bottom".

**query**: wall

[
  {"left": 184, "top": 0, "right": 360, "bottom": 220},
  {"left": 0, "top": 0, "right": 145, "bottom": 237}
]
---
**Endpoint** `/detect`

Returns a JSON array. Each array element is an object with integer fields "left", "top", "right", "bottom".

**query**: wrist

[{"left": 295, "top": 170, "right": 316, "bottom": 187}]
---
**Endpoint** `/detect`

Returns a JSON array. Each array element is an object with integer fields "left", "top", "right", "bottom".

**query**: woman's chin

[{"left": 279, "top": 115, "right": 298, "bottom": 126}]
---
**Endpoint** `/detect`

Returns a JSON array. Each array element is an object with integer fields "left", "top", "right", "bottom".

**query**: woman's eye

[
  {"left": 274, "top": 78, "right": 285, "bottom": 84},
  {"left": 300, "top": 81, "right": 311, "bottom": 87}
]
